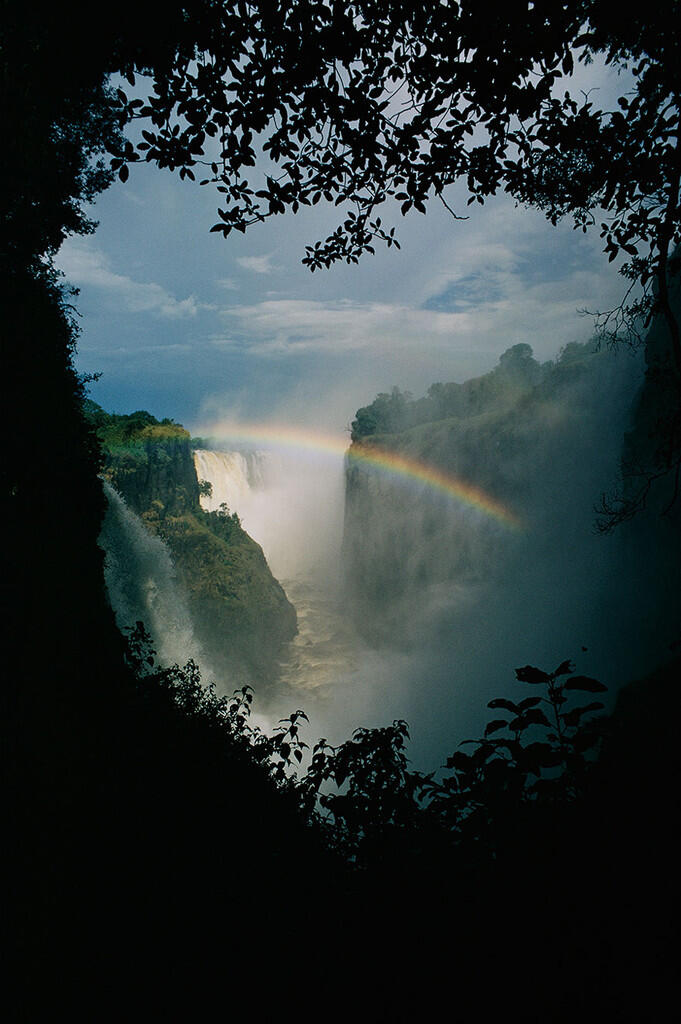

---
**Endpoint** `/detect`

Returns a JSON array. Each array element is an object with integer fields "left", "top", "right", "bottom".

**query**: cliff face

[
  {"left": 342, "top": 342, "right": 642, "bottom": 646},
  {"left": 102, "top": 423, "right": 200, "bottom": 516},
  {"left": 343, "top": 408, "right": 520, "bottom": 635},
  {"left": 619, "top": 262, "right": 681, "bottom": 525},
  {"left": 87, "top": 403, "right": 297, "bottom": 686}
]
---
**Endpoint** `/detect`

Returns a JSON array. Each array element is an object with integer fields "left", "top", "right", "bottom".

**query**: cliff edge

[{"left": 86, "top": 402, "right": 297, "bottom": 686}]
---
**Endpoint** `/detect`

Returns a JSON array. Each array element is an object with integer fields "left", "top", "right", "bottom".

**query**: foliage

[
  {"left": 85, "top": 400, "right": 189, "bottom": 450},
  {"left": 9, "top": 4, "right": 678, "bottom": 353},
  {"left": 6, "top": 6, "right": 677, "bottom": 1012},
  {"left": 6, "top": 3, "right": 680, "bottom": 526},
  {"left": 99, "top": 3, "right": 679, "bottom": 348},
  {"left": 261, "top": 656, "right": 608, "bottom": 869},
  {"left": 350, "top": 385, "right": 413, "bottom": 440},
  {"left": 124, "top": 620, "right": 312, "bottom": 792},
  {"left": 203, "top": 501, "right": 241, "bottom": 535},
  {"left": 84, "top": 623, "right": 677, "bottom": 1015},
  {"left": 421, "top": 662, "right": 608, "bottom": 845},
  {"left": 93, "top": 407, "right": 297, "bottom": 679},
  {"left": 350, "top": 340, "right": 594, "bottom": 440},
  {"left": 1, "top": 19, "right": 123, "bottom": 273},
  {"left": 123, "top": 623, "right": 610, "bottom": 872}
]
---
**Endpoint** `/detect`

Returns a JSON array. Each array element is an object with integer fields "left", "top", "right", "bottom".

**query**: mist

[
  {"left": 65, "top": 108, "right": 668, "bottom": 763},
  {"left": 100, "top": 482, "right": 210, "bottom": 670},
  {"left": 185, "top": 339, "right": 677, "bottom": 773}
]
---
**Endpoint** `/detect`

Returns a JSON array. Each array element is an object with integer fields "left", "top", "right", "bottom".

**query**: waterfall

[
  {"left": 192, "top": 447, "right": 364, "bottom": 703},
  {"left": 193, "top": 447, "right": 344, "bottom": 579},
  {"left": 193, "top": 449, "right": 268, "bottom": 515},
  {"left": 99, "top": 481, "right": 207, "bottom": 670}
]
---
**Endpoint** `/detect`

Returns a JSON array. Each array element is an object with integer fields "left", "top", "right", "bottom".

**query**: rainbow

[{"left": 192, "top": 420, "right": 522, "bottom": 531}]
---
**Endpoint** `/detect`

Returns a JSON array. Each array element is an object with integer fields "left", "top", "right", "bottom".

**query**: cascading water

[
  {"left": 189, "top": 343, "right": 678, "bottom": 771},
  {"left": 99, "top": 481, "right": 208, "bottom": 671},
  {"left": 194, "top": 447, "right": 343, "bottom": 579},
  {"left": 193, "top": 449, "right": 268, "bottom": 514},
  {"left": 193, "top": 448, "right": 365, "bottom": 702}
]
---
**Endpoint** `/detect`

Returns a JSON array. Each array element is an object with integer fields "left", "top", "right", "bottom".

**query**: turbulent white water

[
  {"left": 192, "top": 448, "right": 389, "bottom": 731},
  {"left": 193, "top": 450, "right": 355, "bottom": 671},
  {"left": 194, "top": 447, "right": 344, "bottom": 580},
  {"left": 102, "top": 343, "right": 677, "bottom": 772},
  {"left": 191, "top": 346, "right": 678, "bottom": 770},
  {"left": 99, "top": 481, "right": 208, "bottom": 671},
  {"left": 194, "top": 449, "right": 268, "bottom": 514}
]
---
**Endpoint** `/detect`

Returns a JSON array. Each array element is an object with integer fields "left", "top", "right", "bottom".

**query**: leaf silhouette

[
  {"left": 520, "top": 708, "right": 552, "bottom": 728},
  {"left": 517, "top": 696, "right": 542, "bottom": 711},
  {"left": 561, "top": 702, "right": 605, "bottom": 728},
  {"left": 446, "top": 751, "right": 473, "bottom": 772},
  {"left": 488, "top": 698, "right": 519, "bottom": 713},
  {"left": 515, "top": 665, "right": 551, "bottom": 684},
  {"left": 564, "top": 676, "right": 607, "bottom": 693},
  {"left": 484, "top": 719, "right": 509, "bottom": 736}
]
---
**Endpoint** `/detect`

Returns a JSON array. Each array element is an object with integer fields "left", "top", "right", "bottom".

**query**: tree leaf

[
  {"left": 488, "top": 698, "right": 518, "bottom": 713},
  {"left": 521, "top": 708, "right": 552, "bottom": 728},
  {"left": 564, "top": 676, "right": 607, "bottom": 693},
  {"left": 515, "top": 665, "right": 551, "bottom": 684},
  {"left": 517, "top": 696, "right": 542, "bottom": 711},
  {"left": 522, "top": 743, "right": 563, "bottom": 768},
  {"left": 561, "top": 702, "right": 605, "bottom": 727},
  {"left": 484, "top": 719, "right": 508, "bottom": 736},
  {"left": 446, "top": 751, "right": 473, "bottom": 772}
]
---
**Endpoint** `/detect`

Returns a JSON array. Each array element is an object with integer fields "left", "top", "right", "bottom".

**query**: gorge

[
  {"left": 94, "top": 339, "right": 679, "bottom": 769},
  {"left": 91, "top": 403, "right": 297, "bottom": 692},
  {"left": 7, "top": 8, "right": 679, "bottom": 1014}
]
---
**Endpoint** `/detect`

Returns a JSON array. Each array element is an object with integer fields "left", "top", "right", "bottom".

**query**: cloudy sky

[
  {"left": 56, "top": 60, "right": 633, "bottom": 443},
  {"left": 56, "top": 56, "right": 671, "bottom": 757}
]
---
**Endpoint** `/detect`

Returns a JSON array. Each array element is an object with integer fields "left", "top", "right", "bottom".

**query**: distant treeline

[
  {"left": 84, "top": 400, "right": 189, "bottom": 449},
  {"left": 351, "top": 339, "right": 599, "bottom": 440}
]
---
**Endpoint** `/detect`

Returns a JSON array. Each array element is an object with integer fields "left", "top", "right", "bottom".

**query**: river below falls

[{"left": 275, "top": 574, "right": 361, "bottom": 694}]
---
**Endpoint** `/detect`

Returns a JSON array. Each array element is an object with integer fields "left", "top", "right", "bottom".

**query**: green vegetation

[
  {"left": 296, "top": 659, "right": 611, "bottom": 867},
  {"left": 103, "top": 626, "right": 681, "bottom": 1019},
  {"left": 350, "top": 341, "right": 596, "bottom": 441},
  {"left": 4, "top": 2, "right": 678, "bottom": 1015},
  {"left": 89, "top": 401, "right": 297, "bottom": 684},
  {"left": 84, "top": 400, "right": 186, "bottom": 444},
  {"left": 344, "top": 340, "right": 618, "bottom": 638}
]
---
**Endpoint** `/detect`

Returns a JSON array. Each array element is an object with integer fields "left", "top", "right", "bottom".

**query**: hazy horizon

[{"left": 56, "top": 60, "right": 637, "bottom": 441}]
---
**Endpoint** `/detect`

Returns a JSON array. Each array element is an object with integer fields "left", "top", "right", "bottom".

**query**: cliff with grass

[
  {"left": 342, "top": 342, "right": 642, "bottom": 644},
  {"left": 86, "top": 402, "right": 297, "bottom": 686}
]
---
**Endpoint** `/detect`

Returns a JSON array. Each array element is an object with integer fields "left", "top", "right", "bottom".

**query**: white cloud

[
  {"left": 212, "top": 298, "right": 473, "bottom": 356},
  {"left": 235, "top": 253, "right": 279, "bottom": 274},
  {"left": 213, "top": 245, "right": 619, "bottom": 367},
  {"left": 56, "top": 238, "right": 199, "bottom": 319}
]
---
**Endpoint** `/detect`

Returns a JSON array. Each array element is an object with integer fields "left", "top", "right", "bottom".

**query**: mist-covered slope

[
  {"left": 87, "top": 402, "right": 297, "bottom": 684},
  {"left": 342, "top": 340, "right": 679, "bottom": 749},
  {"left": 345, "top": 342, "right": 622, "bottom": 634}
]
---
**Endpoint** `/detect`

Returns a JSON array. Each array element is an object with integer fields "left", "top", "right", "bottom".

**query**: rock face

[
  {"left": 87, "top": 403, "right": 297, "bottom": 687},
  {"left": 342, "top": 342, "right": 642, "bottom": 646},
  {"left": 619, "top": 261, "right": 681, "bottom": 525}
]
